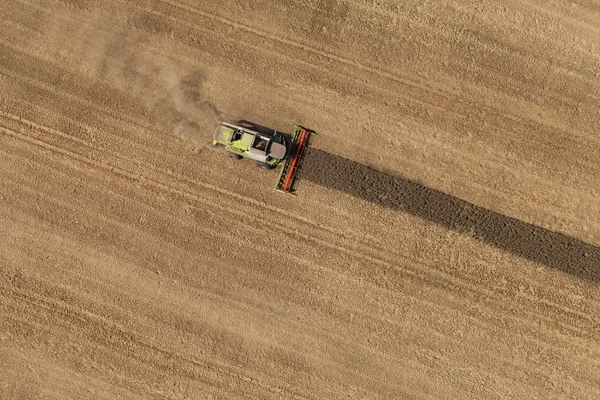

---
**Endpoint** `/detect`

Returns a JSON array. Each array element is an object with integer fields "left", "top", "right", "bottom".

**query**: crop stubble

[{"left": 1, "top": 0, "right": 600, "bottom": 399}]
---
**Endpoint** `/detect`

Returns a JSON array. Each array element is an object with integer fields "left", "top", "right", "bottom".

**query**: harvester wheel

[
  {"left": 256, "top": 162, "right": 274, "bottom": 170},
  {"left": 227, "top": 152, "right": 242, "bottom": 160}
]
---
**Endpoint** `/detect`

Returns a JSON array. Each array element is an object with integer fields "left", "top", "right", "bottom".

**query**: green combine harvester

[{"left": 212, "top": 121, "right": 315, "bottom": 195}]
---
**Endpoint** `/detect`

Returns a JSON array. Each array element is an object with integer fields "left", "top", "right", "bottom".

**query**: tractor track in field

[
  {"left": 1, "top": 109, "right": 598, "bottom": 350},
  {"left": 20, "top": 0, "right": 600, "bottom": 155},
  {"left": 14, "top": 0, "right": 600, "bottom": 208},
  {"left": 2, "top": 0, "right": 600, "bottom": 398},
  {"left": 15, "top": 0, "right": 460, "bottom": 128},
  {"left": 1, "top": 7, "right": 596, "bottom": 228},
  {"left": 2, "top": 5, "right": 599, "bottom": 335},
  {"left": 0, "top": 276, "right": 312, "bottom": 399},
  {"left": 7, "top": 54, "right": 595, "bottom": 340},
  {"left": 9, "top": 0, "right": 600, "bottom": 184}
]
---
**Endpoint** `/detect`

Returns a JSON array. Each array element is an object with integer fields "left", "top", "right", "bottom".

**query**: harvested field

[
  {"left": 300, "top": 148, "right": 600, "bottom": 281},
  {"left": 1, "top": 0, "right": 600, "bottom": 399}
]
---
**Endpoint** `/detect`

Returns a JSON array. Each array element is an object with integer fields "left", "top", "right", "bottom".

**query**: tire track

[
  {"left": 3, "top": 60, "right": 598, "bottom": 336},
  {"left": 3, "top": 121, "right": 599, "bottom": 398},
  {"left": 0, "top": 104, "right": 411, "bottom": 268},
  {"left": 132, "top": 0, "right": 445, "bottom": 96},
  {"left": 0, "top": 281, "right": 308, "bottom": 399},
  {"left": 2, "top": 206, "right": 442, "bottom": 400},
  {"left": 1, "top": 52, "right": 595, "bottom": 299},
  {"left": 1, "top": 205, "right": 479, "bottom": 396},
  {"left": 2, "top": 117, "right": 598, "bottom": 348},
  {"left": 4, "top": 31, "right": 598, "bottom": 230},
  {"left": 3, "top": 203, "right": 596, "bottom": 396},
  {"left": 3, "top": 108, "right": 597, "bottom": 328},
  {"left": 11, "top": 128, "right": 589, "bottom": 354},
  {"left": 6, "top": 0, "right": 600, "bottom": 182},
  {"left": 0, "top": 122, "right": 522, "bottom": 294},
  {"left": 10, "top": 0, "right": 600, "bottom": 181},
  {"left": 4, "top": 1, "right": 600, "bottom": 398}
]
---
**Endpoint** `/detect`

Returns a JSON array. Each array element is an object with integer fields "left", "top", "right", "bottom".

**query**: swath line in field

[{"left": 2, "top": 118, "right": 596, "bottom": 339}]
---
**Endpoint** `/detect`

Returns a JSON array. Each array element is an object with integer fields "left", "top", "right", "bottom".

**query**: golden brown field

[{"left": 1, "top": 0, "right": 599, "bottom": 398}]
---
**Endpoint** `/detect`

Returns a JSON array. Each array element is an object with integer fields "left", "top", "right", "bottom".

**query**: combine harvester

[{"left": 213, "top": 121, "right": 316, "bottom": 195}]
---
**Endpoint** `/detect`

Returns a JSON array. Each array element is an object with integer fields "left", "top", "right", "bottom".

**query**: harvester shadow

[{"left": 300, "top": 148, "right": 600, "bottom": 282}]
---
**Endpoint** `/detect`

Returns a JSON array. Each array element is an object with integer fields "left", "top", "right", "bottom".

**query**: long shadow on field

[{"left": 300, "top": 148, "right": 600, "bottom": 282}]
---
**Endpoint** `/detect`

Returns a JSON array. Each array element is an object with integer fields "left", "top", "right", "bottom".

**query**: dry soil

[{"left": 1, "top": 0, "right": 600, "bottom": 399}]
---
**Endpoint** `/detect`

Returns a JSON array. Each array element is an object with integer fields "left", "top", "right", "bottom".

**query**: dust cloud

[
  {"left": 98, "top": 38, "right": 221, "bottom": 150},
  {"left": 38, "top": 9, "right": 220, "bottom": 150},
  {"left": 164, "top": 70, "right": 220, "bottom": 151}
]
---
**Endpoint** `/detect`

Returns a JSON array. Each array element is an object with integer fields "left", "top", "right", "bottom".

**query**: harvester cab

[
  {"left": 213, "top": 121, "right": 286, "bottom": 169},
  {"left": 212, "top": 121, "right": 316, "bottom": 195}
]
